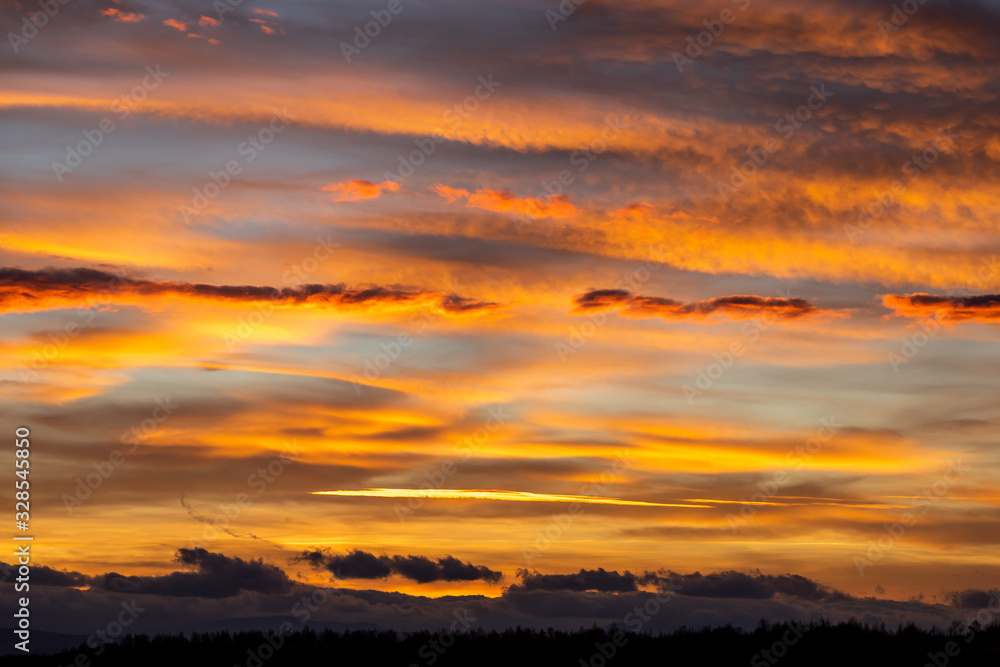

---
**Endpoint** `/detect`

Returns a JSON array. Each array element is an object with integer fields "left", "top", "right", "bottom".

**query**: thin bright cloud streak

[{"left": 313, "top": 488, "right": 714, "bottom": 508}]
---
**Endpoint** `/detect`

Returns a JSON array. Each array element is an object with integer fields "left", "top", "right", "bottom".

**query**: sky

[{"left": 1, "top": 0, "right": 999, "bottom": 638}]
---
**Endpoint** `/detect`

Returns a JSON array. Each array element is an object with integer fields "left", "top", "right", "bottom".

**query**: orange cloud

[
  {"left": 882, "top": 293, "right": 1000, "bottom": 322},
  {"left": 198, "top": 15, "right": 220, "bottom": 28},
  {"left": 323, "top": 179, "right": 400, "bottom": 202},
  {"left": 249, "top": 18, "right": 278, "bottom": 34},
  {"left": 101, "top": 8, "right": 144, "bottom": 22},
  {"left": 252, "top": 8, "right": 280, "bottom": 17},
  {"left": 573, "top": 290, "right": 837, "bottom": 322},
  {"left": 433, "top": 185, "right": 577, "bottom": 220},
  {"left": 163, "top": 18, "right": 186, "bottom": 32}
]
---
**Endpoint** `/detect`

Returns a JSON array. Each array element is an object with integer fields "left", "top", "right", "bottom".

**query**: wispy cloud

[{"left": 313, "top": 488, "right": 713, "bottom": 508}]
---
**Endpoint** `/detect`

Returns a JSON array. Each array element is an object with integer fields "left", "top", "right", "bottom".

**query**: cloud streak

[
  {"left": 0, "top": 267, "right": 499, "bottom": 316},
  {"left": 883, "top": 293, "right": 1000, "bottom": 322},
  {"left": 312, "top": 488, "right": 714, "bottom": 508},
  {"left": 434, "top": 185, "right": 578, "bottom": 220},
  {"left": 323, "top": 179, "right": 400, "bottom": 202},
  {"left": 573, "top": 290, "right": 834, "bottom": 321}
]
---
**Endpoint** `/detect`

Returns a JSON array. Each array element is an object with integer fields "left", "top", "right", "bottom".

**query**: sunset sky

[{"left": 2, "top": 0, "right": 999, "bottom": 637}]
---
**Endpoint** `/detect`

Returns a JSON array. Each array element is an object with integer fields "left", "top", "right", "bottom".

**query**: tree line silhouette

[{"left": 2, "top": 619, "right": 998, "bottom": 666}]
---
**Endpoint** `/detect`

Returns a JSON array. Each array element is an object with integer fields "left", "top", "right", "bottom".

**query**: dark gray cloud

[
  {"left": 0, "top": 562, "right": 90, "bottom": 588},
  {"left": 89, "top": 548, "right": 294, "bottom": 598},
  {"left": 510, "top": 568, "right": 657, "bottom": 592},
  {"left": 297, "top": 549, "right": 392, "bottom": 579},
  {"left": 0, "top": 548, "right": 293, "bottom": 598},
  {"left": 295, "top": 549, "right": 502, "bottom": 584},
  {"left": 397, "top": 555, "right": 502, "bottom": 584},
  {"left": 671, "top": 571, "right": 848, "bottom": 602},
  {"left": 509, "top": 568, "right": 847, "bottom": 601},
  {"left": 945, "top": 588, "right": 1000, "bottom": 609}
]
